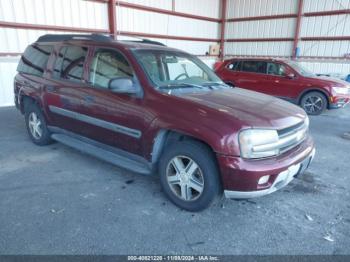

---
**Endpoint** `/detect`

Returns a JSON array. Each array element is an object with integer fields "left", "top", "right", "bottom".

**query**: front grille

[{"left": 277, "top": 121, "right": 308, "bottom": 154}]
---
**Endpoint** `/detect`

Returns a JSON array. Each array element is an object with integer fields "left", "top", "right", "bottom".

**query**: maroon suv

[
  {"left": 215, "top": 58, "right": 350, "bottom": 115},
  {"left": 14, "top": 34, "right": 315, "bottom": 211}
]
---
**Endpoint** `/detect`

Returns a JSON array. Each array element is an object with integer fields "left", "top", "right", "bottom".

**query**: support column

[
  {"left": 108, "top": 0, "right": 117, "bottom": 38},
  {"left": 292, "top": 0, "right": 303, "bottom": 59},
  {"left": 219, "top": 0, "right": 227, "bottom": 61}
]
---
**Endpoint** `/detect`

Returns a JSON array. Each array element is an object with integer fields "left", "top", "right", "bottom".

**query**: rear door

[
  {"left": 44, "top": 44, "right": 94, "bottom": 136},
  {"left": 234, "top": 60, "right": 269, "bottom": 93},
  {"left": 217, "top": 60, "right": 241, "bottom": 86}
]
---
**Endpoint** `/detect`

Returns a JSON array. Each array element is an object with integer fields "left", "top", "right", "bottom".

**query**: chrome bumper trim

[{"left": 224, "top": 148, "right": 316, "bottom": 199}]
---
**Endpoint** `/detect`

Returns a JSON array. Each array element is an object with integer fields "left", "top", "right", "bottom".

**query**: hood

[
  {"left": 180, "top": 88, "right": 307, "bottom": 130},
  {"left": 304, "top": 76, "right": 350, "bottom": 87}
]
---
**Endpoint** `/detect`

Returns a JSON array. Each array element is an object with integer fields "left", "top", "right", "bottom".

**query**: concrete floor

[{"left": 0, "top": 106, "right": 350, "bottom": 255}]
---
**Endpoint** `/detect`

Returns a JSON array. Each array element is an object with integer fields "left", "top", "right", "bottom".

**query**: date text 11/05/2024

[{"left": 127, "top": 255, "right": 219, "bottom": 261}]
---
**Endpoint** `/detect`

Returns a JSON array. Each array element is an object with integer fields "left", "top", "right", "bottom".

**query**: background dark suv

[{"left": 14, "top": 34, "right": 315, "bottom": 211}]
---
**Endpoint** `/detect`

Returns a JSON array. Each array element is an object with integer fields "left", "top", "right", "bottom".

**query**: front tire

[
  {"left": 24, "top": 102, "right": 52, "bottom": 146},
  {"left": 300, "top": 91, "right": 327, "bottom": 115},
  {"left": 159, "top": 140, "right": 221, "bottom": 211}
]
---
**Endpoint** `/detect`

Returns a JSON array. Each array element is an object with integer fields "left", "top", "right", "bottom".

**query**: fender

[{"left": 142, "top": 117, "right": 235, "bottom": 163}]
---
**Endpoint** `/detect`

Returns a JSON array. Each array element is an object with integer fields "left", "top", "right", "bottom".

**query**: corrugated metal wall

[
  {"left": 0, "top": 0, "right": 108, "bottom": 29},
  {"left": 225, "top": 41, "right": 294, "bottom": 56},
  {"left": 301, "top": 0, "right": 350, "bottom": 58},
  {"left": 303, "top": 0, "right": 350, "bottom": 12},
  {"left": 116, "top": 0, "right": 220, "bottom": 55},
  {"left": 116, "top": 6, "right": 219, "bottom": 51},
  {"left": 300, "top": 15, "right": 350, "bottom": 57},
  {"left": 225, "top": 0, "right": 298, "bottom": 57},
  {"left": 226, "top": 0, "right": 297, "bottom": 18},
  {"left": 120, "top": 0, "right": 171, "bottom": 10}
]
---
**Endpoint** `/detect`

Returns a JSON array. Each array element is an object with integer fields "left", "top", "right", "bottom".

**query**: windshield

[
  {"left": 286, "top": 61, "right": 315, "bottom": 77},
  {"left": 133, "top": 49, "right": 226, "bottom": 91}
]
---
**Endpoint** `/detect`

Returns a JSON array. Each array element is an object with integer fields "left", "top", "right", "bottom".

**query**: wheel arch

[
  {"left": 297, "top": 88, "right": 331, "bottom": 108},
  {"left": 150, "top": 129, "right": 218, "bottom": 166},
  {"left": 20, "top": 94, "right": 42, "bottom": 114}
]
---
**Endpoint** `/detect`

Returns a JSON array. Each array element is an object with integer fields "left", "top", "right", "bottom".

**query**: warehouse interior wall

[{"left": 0, "top": 0, "right": 349, "bottom": 107}]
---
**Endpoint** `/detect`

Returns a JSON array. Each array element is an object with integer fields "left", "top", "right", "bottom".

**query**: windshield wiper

[
  {"left": 157, "top": 83, "right": 206, "bottom": 90},
  {"left": 201, "top": 82, "right": 230, "bottom": 89}
]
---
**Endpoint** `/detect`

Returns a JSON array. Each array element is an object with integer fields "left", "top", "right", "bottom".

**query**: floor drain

[{"left": 341, "top": 132, "right": 350, "bottom": 140}]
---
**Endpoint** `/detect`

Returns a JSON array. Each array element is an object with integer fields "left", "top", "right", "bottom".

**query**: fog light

[{"left": 258, "top": 175, "right": 270, "bottom": 185}]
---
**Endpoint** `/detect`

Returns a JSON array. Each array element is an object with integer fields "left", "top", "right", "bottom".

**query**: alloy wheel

[
  {"left": 166, "top": 155, "right": 204, "bottom": 201},
  {"left": 303, "top": 96, "right": 324, "bottom": 114},
  {"left": 28, "top": 112, "right": 42, "bottom": 139}
]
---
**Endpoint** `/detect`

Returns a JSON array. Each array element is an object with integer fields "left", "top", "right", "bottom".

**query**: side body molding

[{"left": 49, "top": 105, "right": 142, "bottom": 139}]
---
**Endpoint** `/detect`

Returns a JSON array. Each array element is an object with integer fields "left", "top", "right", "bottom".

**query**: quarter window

[
  {"left": 53, "top": 46, "right": 87, "bottom": 82},
  {"left": 227, "top": 61, "right": 241, "bottom": 71},
  {"left": 17, "top": 45, "right": 53, "bottom": 77},
  {"left": 89, "top": 49, "right": 134, "bottom": 89}
]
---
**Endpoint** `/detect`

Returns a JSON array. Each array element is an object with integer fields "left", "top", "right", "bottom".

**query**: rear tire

[
  {"left": 24, "top": 101, "right": 52, "bottom": 146},
  {"left": 300, "top": 91, "right": 327, "bottom": 115},
  {"left": 159, "top": 140, "right": 221, "bottom": 212}
]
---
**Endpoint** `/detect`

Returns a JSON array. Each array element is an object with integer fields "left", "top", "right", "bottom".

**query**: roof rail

[
  {"left": 122, "top": 39, "right": 166, "bottom": 46},
  {"left": 36, "top": 34, "right": 113, "bottom": 43},
  {"left": 36, "top": 34, "right": 166, "bottom": 46}
]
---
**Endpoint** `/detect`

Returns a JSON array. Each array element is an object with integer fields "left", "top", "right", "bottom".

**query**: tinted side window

[
  {"left": 53, "top": 46, "right": 87, "bottom": 82},
  {"left": 267, "top": 63, "right": 287, "bottom": 76},
  {"left": 89, "top": 49, "right": 134, "bottom": 89},
  {"left": 17, "top": 45, "right": 53, "bottom": 77},
  {"left": 241, "top": 61, "right": 267, "bottom": 74}
]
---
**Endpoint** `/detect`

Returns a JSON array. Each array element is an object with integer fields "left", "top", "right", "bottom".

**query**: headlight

[
  {"left": 239, "top": 129, "right": 279, "bottom": 159},
  {"left": 304, "top": 115, "right": 310, "bottom": 128},
  {"left": 332, "top": 86, "right": 349, "bottom": 95}
]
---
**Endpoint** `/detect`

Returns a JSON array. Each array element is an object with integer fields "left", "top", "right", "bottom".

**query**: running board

[{"left": 51, "top": 133, "right": 152, "bottom": 175}]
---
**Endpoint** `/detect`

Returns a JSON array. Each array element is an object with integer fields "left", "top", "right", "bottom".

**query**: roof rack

[
  {"left": 121, "top": 39, "right": 166, "bottom": 46},
  {"left": 36, "top": 34, "right": 113, "bottom": 43},
  {"left": 36, "top": 34, "right": 166, "bottom": 46}
]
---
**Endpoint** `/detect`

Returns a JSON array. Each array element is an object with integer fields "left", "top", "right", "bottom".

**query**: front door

[
  {"left": 266, "top": 62, "right": 297, "bottom": 100},
  {"left": 80, "top": 47, "right": 154, "bottom": 156}
]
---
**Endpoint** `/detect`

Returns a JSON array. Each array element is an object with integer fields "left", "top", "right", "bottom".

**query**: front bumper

[
  {"left": 224, "top": 148, "right": 315, "bottom": 198},
  {"left": 217, "top": 136, "right": 315, "bottom": 199},
  {"left": 329, "top": 95, "right": 350, "bottom": 109}
]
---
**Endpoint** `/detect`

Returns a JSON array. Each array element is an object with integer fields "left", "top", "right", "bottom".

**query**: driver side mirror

[
  {"left": 286, "top": 73, "right": 296, "bottom": 79},
  {"left": 109, "top": 77, "right": 137, "bottom": 94}
]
